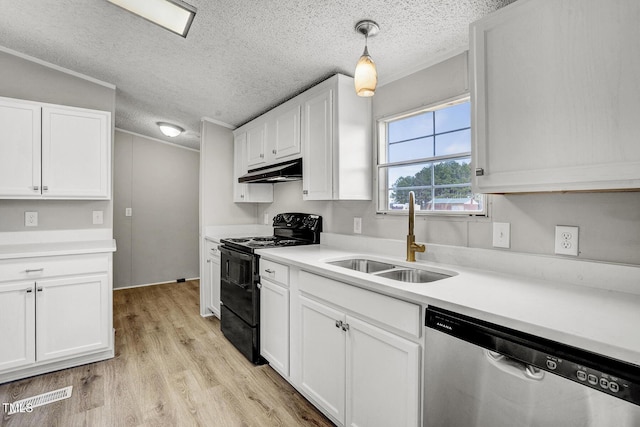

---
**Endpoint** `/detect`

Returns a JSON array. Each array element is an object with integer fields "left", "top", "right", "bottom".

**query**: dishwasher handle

[{"left": 486, "top": 350, "right": 545, "bottom": 381}]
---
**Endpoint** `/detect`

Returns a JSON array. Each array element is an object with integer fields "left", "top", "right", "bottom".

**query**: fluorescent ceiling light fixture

[
  {"left": 157, "top": 122, "right": 184, "bottom": 137},
  {"left": 107, "top": 0, "right": 197, "bottom": 38}
]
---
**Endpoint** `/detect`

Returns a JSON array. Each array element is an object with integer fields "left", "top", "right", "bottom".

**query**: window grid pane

[{"left": 378, "top": 98, "right": 483, "bottom": 214}]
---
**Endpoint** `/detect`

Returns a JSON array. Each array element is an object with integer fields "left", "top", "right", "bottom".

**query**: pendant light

[{"left": 354, "top": 20, "right": 380, "bottom": 97}]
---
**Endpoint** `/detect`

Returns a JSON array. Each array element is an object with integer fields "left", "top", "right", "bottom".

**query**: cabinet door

[
  {"left": 246, "top": 122, "right": 267, "bottom": 168},
  {"left": 346, "top": 316, "right": 420, "bottom": 427},
  {"left": 302, "top": 89, "right": 334, "bottom": 200},
  {"left": 41, "top": 106, "right": 111, "bottom": 199},
  {"left": 36, "top": 274, "right": 110, "bottom": 362},
  {"left": 260, "top": 278, "right": 289, "bottom": 376},
  {"left": 299, "top": 296, "right": 345, "bottom": 424},
  {"left": 272, "top": 104, "right": 301, "bottom": 161},
  {"left": 233, "top": 133, "right": 273, "bottom": 203},
  {"left": 471, "top": 0, "right": 640, "bottom": 193},
  {"left": 207, "top": 250, "right": 221, "bottom": 318},
  {"left": 0, "top": 99, "right": 41, "bottom": 198},
  {"left": 0, "top": 282, "right": 35, "bottom": 371}
]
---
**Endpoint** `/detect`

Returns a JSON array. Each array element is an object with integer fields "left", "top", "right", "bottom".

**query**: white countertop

[
  {"left": 255, "top": 240, "right": 640, "bottom": 366},
  {"left": 0, "top": 229, "right": 116, "bottom": 260}
]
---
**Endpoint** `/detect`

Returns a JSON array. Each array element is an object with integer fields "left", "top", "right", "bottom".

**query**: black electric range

[{"left": 218, "top": 213, "right": 322, "bottom": 363}]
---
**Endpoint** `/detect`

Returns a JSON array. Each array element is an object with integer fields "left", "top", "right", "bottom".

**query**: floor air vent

[{"left": 7, "top": 386, "right": 73, "bottom": 415}]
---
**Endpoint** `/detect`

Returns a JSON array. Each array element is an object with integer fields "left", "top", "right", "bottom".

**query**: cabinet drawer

[
  {"left": 205, "top": 240, "right": 221, "bottom": 258},
  {"left": 260, "top": 258, "right": 289, "bottom": 286},
  {"left": 299, "top": 270, "right": 421, "bottom": 338},
  {"left": 0, "top": 254, "right": 110, "bottom": 283}
]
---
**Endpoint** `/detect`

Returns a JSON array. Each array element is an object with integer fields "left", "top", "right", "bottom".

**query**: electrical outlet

[
  {"left": 25, "top": 212, "right": 38, "bottom": 227},
  {"left": 125, "top": 208, "right": 132, "bottom": 217},
  {"left": 555, "top": 225, "right": 579, "bottom": 256},
  {"left": 264, "top": 213, "right": 270, "bottom": 225},
  {"left": 92, "top": 210, "right": 104, "bottom": 225},
  {"left": 492, "top": 222, "right": 510, "bottom": 248},
  {"left": 353, "top": 217, "right": 362, "bottom": 234}
]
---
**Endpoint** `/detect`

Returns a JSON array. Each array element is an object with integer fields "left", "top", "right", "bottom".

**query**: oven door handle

[{"left": 219, "top": 246, "right": 255, "bottom": 262}]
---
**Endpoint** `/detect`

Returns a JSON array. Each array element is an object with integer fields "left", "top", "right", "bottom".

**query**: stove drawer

[{"left": 260, "top": 258, "right": 289, "bottom": 287}]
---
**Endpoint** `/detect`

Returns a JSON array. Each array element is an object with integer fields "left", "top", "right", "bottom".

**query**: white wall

[
  {"left": 113, "top": 130, "right": 199, "bottom": 288},
  {"left": 0, "top": 49, "right": 115, "bottom": 232},
  {"left": 256, "top": 52, "right": 640, "bottom": 266}
]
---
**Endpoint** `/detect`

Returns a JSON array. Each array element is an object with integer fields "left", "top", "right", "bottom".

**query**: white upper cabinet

[
  {"left": 246, "top": 121, "right": 268, "bottom": 168},
  {"left": 471, "top": 0, "right": 640, "bottom": 193},
  {"left": 233, "top": 132, "right": 273, "bottom": 203},
  {"left": 42, "top": 105, "right": 111, "bottom": 199},
  {"left": 302, "top": 74, "right": 372, "bottom": 201},
  {"left": 270, "top": 103, "right": 301, "bottom": 161},
  {"left": 0, "top": 96, "right": 111, "bottom": 199},
  {"left": 0, "top": 98, "right": 42, "bottom": 197}
]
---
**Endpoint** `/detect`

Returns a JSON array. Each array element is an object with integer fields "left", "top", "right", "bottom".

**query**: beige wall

[
  {"left": 257, "top": 52, "right": 640, "bottom": 266},
  {"left": 113, "top": 130, "right": 199, "bottom": 288},
  {"left": 0, "top": 49, "right": 115, "bottom": 232}
]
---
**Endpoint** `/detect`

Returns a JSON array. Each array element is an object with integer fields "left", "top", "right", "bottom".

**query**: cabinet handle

[
  {"left": 272, "top": 149, "right": 277, "bottom": 154},
  {"left": 264, "top": 268, "right": 275, "bottom": 274},
  {"left": 335, "top": 320, "right": 342, "bottom": 328},
  {"left": 206, "top": 259, "right": 211, "bottom": 263},
  {"left": 33, "top": 186, "right": 39, "bottom": 191},
  {"left": 341, "top": 323, "right": 350, "bottom": 332},
  {"left": 260, "top": 153, "right": 264, "bottom": 158},
  {"left": 303, "top": 190, "right": 308, "bottom": 195},
  {"left": 43, "top": 186, "right": 49, "bottom": 191},
  {"left": 25, "top": 288, "right": 33, "bottom": 293},
  {"left": 240, "top": 194, "right": 245, "bottom": 198},
  {"left": 37, "top": 287, "right": 43, "bottom": 292},
  {"left": 25, "top": 268, "right": 44, "bottom": 273},
  {"left": 475, "top": 168, "right": 484, "bottom": 177}
]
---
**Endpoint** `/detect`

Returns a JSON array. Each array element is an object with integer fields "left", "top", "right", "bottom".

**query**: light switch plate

[
  {"left": 353, "top": 217, "right": 362, "bottom": 234},
  {"left": 25, "top": 211, "right": 38, "bottom": 227},
  {"left": 92, "top": 210, "right": 104, "bottom": 225},
  {"left": 492, "top": 222, "right": 510, "bottom": 248}
]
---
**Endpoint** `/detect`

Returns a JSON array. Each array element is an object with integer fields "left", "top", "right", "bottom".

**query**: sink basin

[
  {"left": 374, "top": 268, "right": 451, "bottom": 283},
  {"left": 327, "top": 258, "right": 396, "bottom": 273}
]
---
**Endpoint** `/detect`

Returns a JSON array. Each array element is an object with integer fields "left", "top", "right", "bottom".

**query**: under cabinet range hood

[{"left": 238, "top": 158, "right": 302, "bottom": 183}]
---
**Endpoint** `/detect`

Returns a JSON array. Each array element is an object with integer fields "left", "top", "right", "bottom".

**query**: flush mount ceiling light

[
  {"left": 107, "top": 0, "right": 197, "bottom": 38},
  {"left": 354, "top": 19, "right": 380, "bottom": 97},
  {"left": 157, "top": 122, "right": 184, "bottom": 137}
]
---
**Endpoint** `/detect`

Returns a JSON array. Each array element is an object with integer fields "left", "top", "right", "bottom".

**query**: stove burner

[
  {"left": 252, "top": 237, "right": 276, "bottom": 242},
  {"left": 276, "top": 239, "right": 302, "bottom": 246},
  {"left": 228, "top": 238, "right": 250, "bottom": 243}
]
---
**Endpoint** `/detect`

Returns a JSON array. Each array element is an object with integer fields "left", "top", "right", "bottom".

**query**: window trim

[{"left": 375, "top": 94, "right": 485, "bottom": 216}]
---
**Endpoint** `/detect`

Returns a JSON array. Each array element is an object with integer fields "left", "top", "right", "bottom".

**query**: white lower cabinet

[
  {"left": 297, "top": 274, "right": 421, "bottom": 427},
  {"left": 0, "top": 281, "right": 36, "bottom": 371},
  {"left": 0, "top": 252, "right": 113, "bottom": 383},
  {"left": 203, "top": 240, "right": 221, "bottom": 317},
  {"left": 259, "top": 258, "right": 290, "bottom": 376},
  {"left": 35, "top": 274, "right": 110, "bottom": 362},
  {"left": 259, "top": 278, "right": 290, "bottom": 376}
]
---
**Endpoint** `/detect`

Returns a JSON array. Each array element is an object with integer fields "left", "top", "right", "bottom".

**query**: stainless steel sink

[
  {"left": 327, "top": 258, "right": 396, "bottom": 273},
  {"left": 326, "top": 258, "right": 454, "bottom": 283},
  {"left": 374, "top": 268, "right": 451, "bottom": 283}
]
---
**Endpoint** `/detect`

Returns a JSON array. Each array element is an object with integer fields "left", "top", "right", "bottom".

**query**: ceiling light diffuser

[
  {"left": 107, "top": 0, "right": 197, "bottom": 38},
  {"left": 354, "top": 20, "right": 380, "bottom": 97},
  {"left": 157, "top": 122, "right": 184, "bottom": 137}
]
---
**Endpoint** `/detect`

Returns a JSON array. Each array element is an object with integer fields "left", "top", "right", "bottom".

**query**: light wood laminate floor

[{"left": 0, "top": 280, "right": 334, "bottom": 427}]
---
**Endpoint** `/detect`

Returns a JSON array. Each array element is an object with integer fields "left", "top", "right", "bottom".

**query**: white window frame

[{"left": 375, "top": 95, "right": 485, "bottom": 216}]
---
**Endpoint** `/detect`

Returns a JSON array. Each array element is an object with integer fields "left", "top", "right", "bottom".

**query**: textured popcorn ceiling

[{"left": 0, "top": 0, "right": 515, "bottom": 150}]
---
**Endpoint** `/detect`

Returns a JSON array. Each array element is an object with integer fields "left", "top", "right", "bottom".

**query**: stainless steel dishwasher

[{"left": 424, "top": 306, "right": 640, "bottom": 426}]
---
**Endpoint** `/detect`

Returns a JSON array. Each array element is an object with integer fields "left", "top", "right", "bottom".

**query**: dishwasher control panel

[{"left": 426, "top": 306, "right": 640, "bottom": 407}]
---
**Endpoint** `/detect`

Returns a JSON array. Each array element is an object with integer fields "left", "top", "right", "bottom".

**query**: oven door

[{"left": 219, "top": 245, "right": 258, "bottom": 326}]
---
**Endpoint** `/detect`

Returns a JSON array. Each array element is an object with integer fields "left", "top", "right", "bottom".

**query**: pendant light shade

[{"left": 354, "top": 20, "right": 380, "bottom": 97}]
